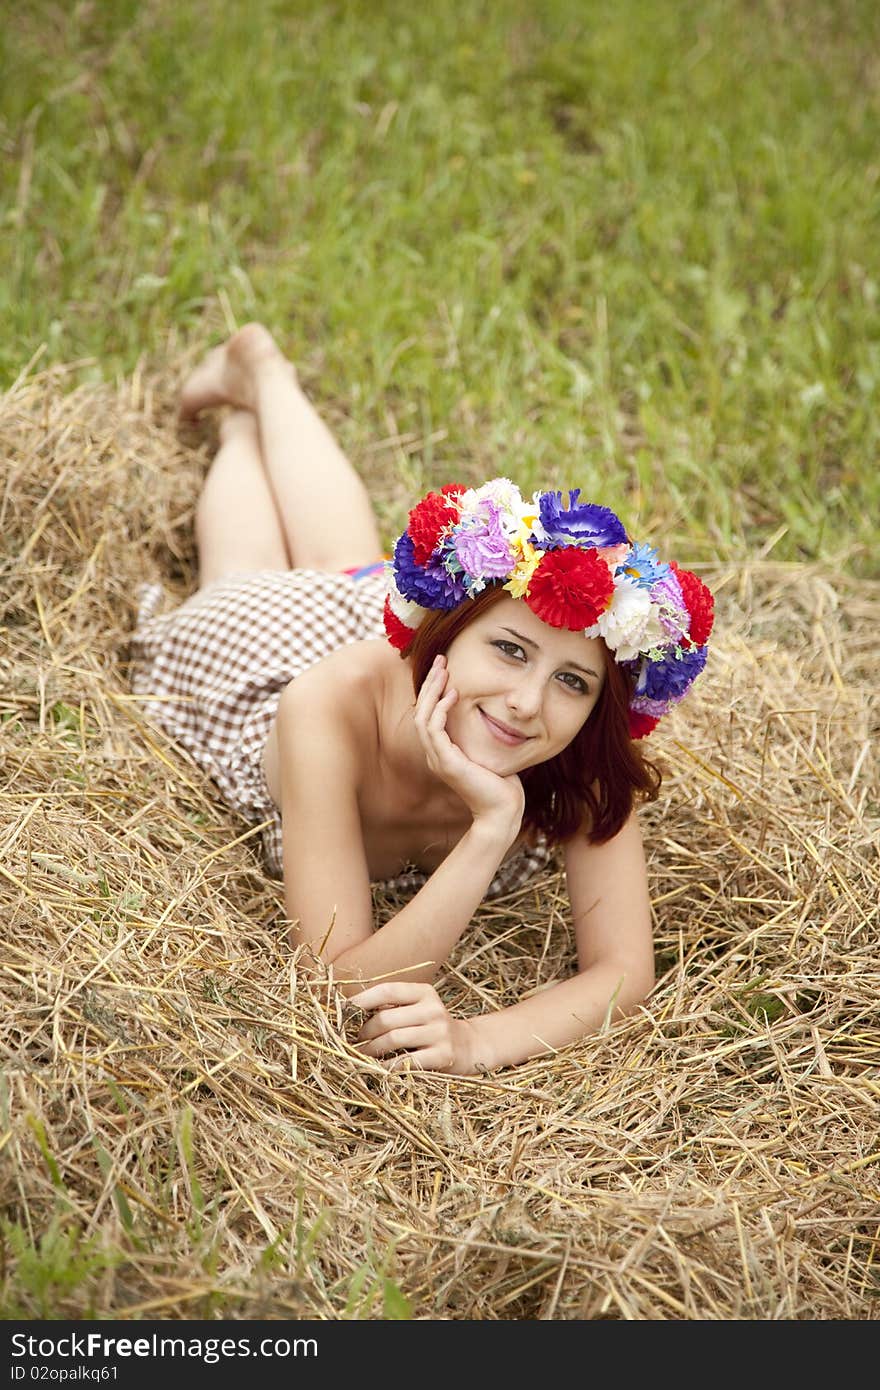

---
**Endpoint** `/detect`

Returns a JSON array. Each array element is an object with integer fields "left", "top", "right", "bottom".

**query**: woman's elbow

[
  {"left": 620, "top": 958, "right": 656, "bottom": 1013},
  {"left": 601, "top": 954, "right": 655, "bottom": 1018}
]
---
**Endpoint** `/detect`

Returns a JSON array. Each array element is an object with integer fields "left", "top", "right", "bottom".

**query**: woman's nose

[{"left": 506, "top": 671, "right": 543, "bottom": 719}]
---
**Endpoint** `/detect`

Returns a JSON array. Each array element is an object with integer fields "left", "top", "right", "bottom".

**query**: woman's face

[{"left": 441, "top": 595, "right": 606, "bottom": 775}]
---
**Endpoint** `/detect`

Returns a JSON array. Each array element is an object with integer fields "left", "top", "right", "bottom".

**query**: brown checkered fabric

[{"left": 131, "top": 568, "right": 551, "bottom": 897}]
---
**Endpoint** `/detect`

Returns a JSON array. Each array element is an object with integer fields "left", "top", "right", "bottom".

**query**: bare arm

[
  {"left": 356, "top": 811, "right": 655, "bottom": 1073},
  {"left": 462, "top": 813, "right": 655, "bottom": 1069},
  {"left": 280, "top": 650, "right": 654, "bottom": 1074},
  {"left": 276, "top": 657, "right": 522, "bottom": 989}
]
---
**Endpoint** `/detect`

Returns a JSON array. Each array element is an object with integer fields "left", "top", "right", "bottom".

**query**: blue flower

[
  {"left": 639, "top": 645, "right": 707, "bottom": 703},
  {"left": 536, "top": 490, "right": 628, "bottom": 550},
  {"left": 619, "top": 542, "right": 670, "bottom": 589},
  {"left": 393, "top": 532, "right": 468, "bottom": 609}
]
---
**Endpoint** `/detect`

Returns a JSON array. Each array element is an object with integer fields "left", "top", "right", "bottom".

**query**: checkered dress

[{"left": 130, "top": 567, "right": 552, "bottom": 897}]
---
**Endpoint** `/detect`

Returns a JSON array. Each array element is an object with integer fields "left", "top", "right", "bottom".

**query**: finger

[
  {"left": 357, "top": 1002, "right": 437, "bottom": 1041},
  {"left": 413, "top": 666, "right": 448, "bottom": 731},
  {"left": 418, "top": 656, "right": 447, "bottom": 694},
  {"left": 347, "top": 982, "right": 434, "bottom": 1012},
  {"left": 356, "top": 1023, "right": 440, "bottom": 1058},
  {"left": 424, "top": 694, "right": 458, "bottom": 748},
  {"left": 427, "top": 685, "right": 457, "bottom": 718},
  {"left": 382, "top": 1045, "right": 452, "bottom": 1074},
  {"left": 416, "top": 697, "right": 461, "bottom": 768},
  {"left": 416, "top": 683, "right": 452, "bottom": 734},
  {"left": 424, "top": 682, "right": 458, "bottom": 731}
]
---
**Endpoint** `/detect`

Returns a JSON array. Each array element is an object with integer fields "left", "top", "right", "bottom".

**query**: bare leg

[
  {"left": 195, "top": 410, "right": 290, "bottom": 587},
  {"left": 181, "top": 324, "right": 382, "bottom": 572}
]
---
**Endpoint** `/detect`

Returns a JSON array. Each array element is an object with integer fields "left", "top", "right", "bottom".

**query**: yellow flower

[{"left": 504, "top": 539, "right": 542, "bottom": 598}]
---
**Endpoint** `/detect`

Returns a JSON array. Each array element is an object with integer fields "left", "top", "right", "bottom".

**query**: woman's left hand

[{"left": 349, "top": 982, "right": 479, "bottom": 1075}]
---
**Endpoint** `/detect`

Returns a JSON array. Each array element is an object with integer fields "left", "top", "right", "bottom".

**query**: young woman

[{"left": 132, "top": 324, "right": 714, "bottom": 1075}]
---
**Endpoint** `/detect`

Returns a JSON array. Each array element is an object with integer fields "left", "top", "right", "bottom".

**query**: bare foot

[{"left": 178, "top": 323, "right": 294, "bottom": 421}]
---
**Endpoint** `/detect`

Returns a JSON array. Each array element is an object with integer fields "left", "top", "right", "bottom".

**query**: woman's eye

[
  {"left": 493, "top": 640, "right": 524, "bottom": 659},
  {"left": 558, "top": 672, "right": 589, "bottom": 694}
]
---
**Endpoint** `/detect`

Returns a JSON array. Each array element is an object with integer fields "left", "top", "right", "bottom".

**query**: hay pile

[{"left": 1, "top": 363, "right": 878, "bottom": 1320}]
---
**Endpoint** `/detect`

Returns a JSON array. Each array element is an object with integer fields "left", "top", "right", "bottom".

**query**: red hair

[{"left": 404, "top": 585, "right": 661, "bottom": 845}]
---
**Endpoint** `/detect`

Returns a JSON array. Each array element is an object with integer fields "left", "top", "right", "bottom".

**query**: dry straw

[{"left": 1, "top": 361, "right": 878, "bottom": 1320}]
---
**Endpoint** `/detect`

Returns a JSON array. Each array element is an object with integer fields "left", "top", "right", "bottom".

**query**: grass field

[
  {"left": 2, "top": 0, "right": 878, "bottom": 568},
  {"left": 2, "top": 0, "right": 879, "bottom": 1323}
]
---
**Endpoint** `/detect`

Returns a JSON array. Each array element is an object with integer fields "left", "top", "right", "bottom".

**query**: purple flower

[
  {"left": 650, "top": 569, "right": 690, "bottom": 640},
  {"left": 639, "top": 645, "right": 707, "bottom": 703},
  {"left": 393, "top": 532, "right": 467, "bottom": 609},
  {"left": 630, "top": 692, "right": 673, "bottom": 719},
  {"left": 537, "top": 490, "right": 628, "bottom": 550},
  {"left": 452, "top": 504, "right": 516, "bottom": 581}
]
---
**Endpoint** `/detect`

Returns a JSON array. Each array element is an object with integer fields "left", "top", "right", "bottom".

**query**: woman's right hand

[{"left": 414, "top": 655, "right": 525, "bottom": 839}]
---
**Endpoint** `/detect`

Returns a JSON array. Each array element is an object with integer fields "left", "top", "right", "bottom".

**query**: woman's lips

[{"left": 478, "top": 708, "right": 532, "bottom": 746}]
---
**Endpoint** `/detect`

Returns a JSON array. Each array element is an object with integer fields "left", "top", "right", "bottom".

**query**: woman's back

[{"left": 131, "top": 565, "right": 387, "bottom": 874}]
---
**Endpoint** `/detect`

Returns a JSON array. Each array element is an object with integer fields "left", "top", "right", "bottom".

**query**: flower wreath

[{"left": 383, "top": 477, "right": 714, "bottom": 739}]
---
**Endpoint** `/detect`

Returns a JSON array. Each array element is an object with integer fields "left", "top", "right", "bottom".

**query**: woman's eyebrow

[{"left": 500, "top": 627, "right": 600, "bottom": 679}]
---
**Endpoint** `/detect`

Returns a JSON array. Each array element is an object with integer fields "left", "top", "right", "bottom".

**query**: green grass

[
  {"left": 2, "top": 0, "right": 878, "bottom": 569},
  {"left": 0, "top": 1213, "right": 121, "bottom": 1320}
]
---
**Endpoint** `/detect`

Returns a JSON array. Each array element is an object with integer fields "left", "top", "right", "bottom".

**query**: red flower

[
  {"left": 383, "top": 596, "right": 415, "bottom": 652},
  {"left": 628, "top": 709, "right": 660, "bottom": 740},
  {"left": 524, "top": 547, "right": 614, "bottom": 631},
  {"left": 406, "top": 485, "right": 465, "bottom": 564},
  {"left": 671, "top": 564, "right": 715, "bottom": 648}
]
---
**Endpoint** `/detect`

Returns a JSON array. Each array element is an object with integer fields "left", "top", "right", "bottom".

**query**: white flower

[
  {"left": 525, "top": 489, "right": 550, "bottom": 547},
  {"left": 461, "top": 477, "right": 523, "bottom": 514},
  {"left": 595, "top": 575, "right": 667, "bottom": 660},
  {"left": 459, "top": 477, "right": 538, "bottom": 549}
]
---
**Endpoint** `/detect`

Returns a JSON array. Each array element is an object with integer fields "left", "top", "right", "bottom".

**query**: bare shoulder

[
  {"left": 281, "top": 637, "right": 389, "bottom": 710},
  {"left": 264, "top": 639, "right": 395, "bottom": 802}
]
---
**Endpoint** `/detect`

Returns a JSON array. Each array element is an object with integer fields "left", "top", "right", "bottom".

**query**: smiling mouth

[{"left": 478, "top": 708, "right": 533, "bottom": 746}]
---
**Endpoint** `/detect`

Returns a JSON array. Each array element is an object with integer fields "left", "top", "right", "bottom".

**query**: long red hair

[{"left": 404, "top": 584, "right": 660, "bottom": 845}]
